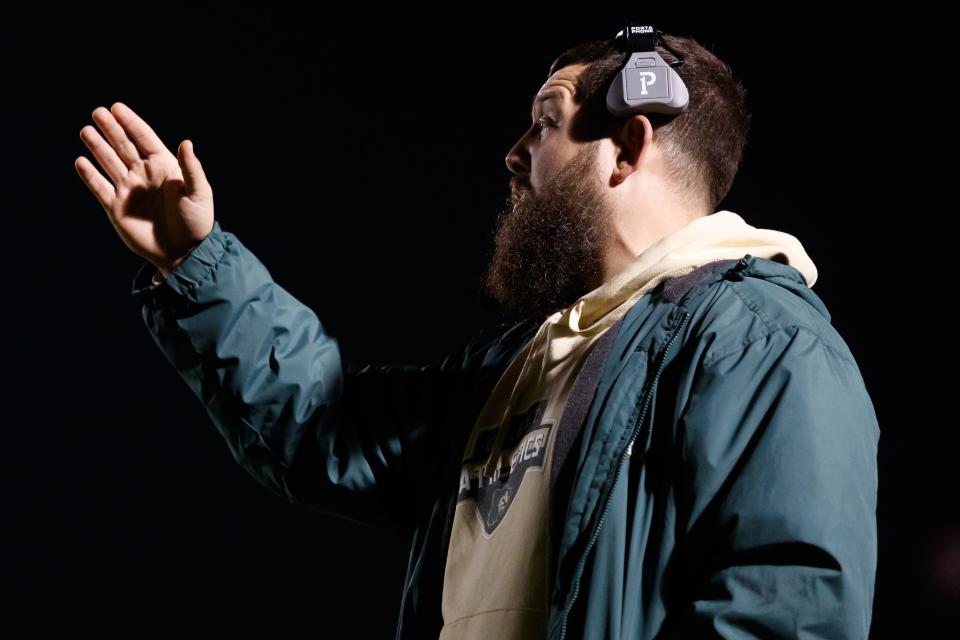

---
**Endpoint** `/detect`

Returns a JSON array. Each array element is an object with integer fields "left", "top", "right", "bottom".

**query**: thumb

[{"left": 177, "top": 139, "right": 208, "bottom": 196}]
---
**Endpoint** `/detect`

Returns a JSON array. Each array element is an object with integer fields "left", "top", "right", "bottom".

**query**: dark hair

[{"left": 548, "top": 31, "right": 752, "bottom": 215}]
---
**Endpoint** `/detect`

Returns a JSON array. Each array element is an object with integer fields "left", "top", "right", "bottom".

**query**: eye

[{"left": 536, "top": 115, "right": 554, "bottom": 136}]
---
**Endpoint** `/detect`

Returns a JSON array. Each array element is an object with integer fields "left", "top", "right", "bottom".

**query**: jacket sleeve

[
  {"left": 664, "top": 324, "right": 880, "bottom": 639},
  {"left": 130, "top": 220, "right": 485, "bottom": 537}
]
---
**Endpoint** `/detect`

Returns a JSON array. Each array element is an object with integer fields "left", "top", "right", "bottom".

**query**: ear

[{"left": 611, "top": 114, "right": 653, "bottom": 186}]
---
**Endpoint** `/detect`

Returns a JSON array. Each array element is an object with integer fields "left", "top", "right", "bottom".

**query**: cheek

[{"left": 530, "top": 147, "right": 565, "bottom": 191}]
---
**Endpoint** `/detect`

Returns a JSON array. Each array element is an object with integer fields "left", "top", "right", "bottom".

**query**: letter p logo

[{"left": 638, "top": 71, "right": 657, "bottom": 95}]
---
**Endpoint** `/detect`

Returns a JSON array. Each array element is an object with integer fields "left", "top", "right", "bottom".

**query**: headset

[{"left": 606, "top": 24, "right": 689, "bottom": 117}]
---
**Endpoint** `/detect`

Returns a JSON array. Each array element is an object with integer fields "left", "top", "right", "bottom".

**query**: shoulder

[{"left": 669, "top": 256, "right": 859, "bottom": 369}]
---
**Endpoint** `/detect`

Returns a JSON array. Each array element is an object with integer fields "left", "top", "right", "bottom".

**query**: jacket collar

[{"left": 734, "top": 253, "right": 832, "bottom": 322}]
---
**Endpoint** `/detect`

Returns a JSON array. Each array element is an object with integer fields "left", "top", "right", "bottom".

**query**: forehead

[{"left": 531, "top": 63, "right": 589, "bottom": 114}]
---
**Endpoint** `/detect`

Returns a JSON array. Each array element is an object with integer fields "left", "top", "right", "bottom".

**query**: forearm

[
  {"left": 133, "top": 221, "right": 355, "bottom": 514},
  {"left": 131, "top": 220, "right": 489, "bottom": 535}
]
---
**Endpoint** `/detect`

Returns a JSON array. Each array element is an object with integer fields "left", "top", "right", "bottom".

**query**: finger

[
  {"left": 80, "top": 124, "right": 129, "bottom": 185},
  {"left": 91, "top": 106, "right": 143, "bottom": 168},
  {"left": 74, "top": 155, "right": 117, "bottom": 212},
  {"left": 177, "top": 139, "right": 208, "bottom": 196},
  {"left": 109, "top": 102, "right": 168, "bottom": 158}
]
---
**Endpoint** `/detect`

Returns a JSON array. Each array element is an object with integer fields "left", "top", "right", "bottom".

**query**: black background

[{"left": 4, "top": 3, "right": 953, "bottom": 637}]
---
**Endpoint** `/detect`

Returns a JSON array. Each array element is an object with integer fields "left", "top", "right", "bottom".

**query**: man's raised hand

[{"left": 75, "top": 102, "right": 215, "bottom": 276}]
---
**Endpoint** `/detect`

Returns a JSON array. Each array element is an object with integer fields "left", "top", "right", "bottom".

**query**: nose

[{"left": 505, "top": 133, "right": 530, "bottom": 179}]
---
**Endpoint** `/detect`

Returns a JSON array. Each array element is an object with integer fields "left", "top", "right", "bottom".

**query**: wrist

[{"left": 153, "top": 247, "right": 196, "bottom": 284}]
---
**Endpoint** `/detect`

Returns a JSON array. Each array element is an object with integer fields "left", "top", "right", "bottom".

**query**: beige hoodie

[{"left": 478, "top": 209, "right": 818, "bottom": 478}]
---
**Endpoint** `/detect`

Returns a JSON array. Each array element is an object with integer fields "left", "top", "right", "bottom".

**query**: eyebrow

[{"left": 530, "top": 89, "right": 561, "bottom": 120}]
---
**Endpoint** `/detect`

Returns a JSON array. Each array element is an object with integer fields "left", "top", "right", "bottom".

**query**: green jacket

[{"left": 131, "top": 220, "right": 880, "bottom": 639}]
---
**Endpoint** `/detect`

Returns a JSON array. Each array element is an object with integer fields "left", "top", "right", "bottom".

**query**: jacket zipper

[{"left": 557, "top": 310, "right": 692, "bottom": 640}]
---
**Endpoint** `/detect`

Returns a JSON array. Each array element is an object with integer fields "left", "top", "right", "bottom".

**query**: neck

[{"left": 595, "top": 197, "right": 707, "bottom": 289}]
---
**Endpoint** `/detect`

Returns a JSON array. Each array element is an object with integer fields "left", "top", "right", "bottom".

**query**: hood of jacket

[{"left": 481, "top": 209, "right": 820, "bottom": 476}]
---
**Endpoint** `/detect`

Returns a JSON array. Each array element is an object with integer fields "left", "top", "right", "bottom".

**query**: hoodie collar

[{"left": 553, "top": 209, "right": 819, "bottom": 336}]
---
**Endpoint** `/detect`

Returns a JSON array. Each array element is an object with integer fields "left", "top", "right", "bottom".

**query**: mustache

[{"left": 510, "top": 177, "right": 534, "bottom": 201}]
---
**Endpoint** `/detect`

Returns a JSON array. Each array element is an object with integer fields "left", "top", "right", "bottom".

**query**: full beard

[{"left": 481, "top": 142, "right": 612, "bottom": 323}]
